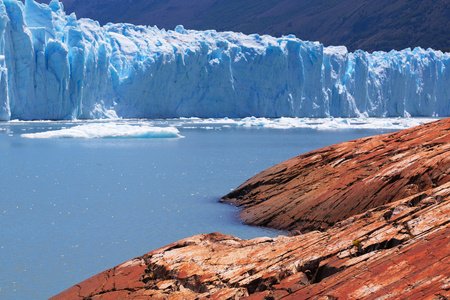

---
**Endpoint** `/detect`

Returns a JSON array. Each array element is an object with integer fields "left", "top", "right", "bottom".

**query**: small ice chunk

[{"left": 21, "top": 123, "right": 183, "bottom": 139}]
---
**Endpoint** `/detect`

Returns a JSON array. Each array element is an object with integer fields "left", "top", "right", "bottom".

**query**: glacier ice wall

[{"left": 0, "top": 0, "right": 448, "bottom": 120}]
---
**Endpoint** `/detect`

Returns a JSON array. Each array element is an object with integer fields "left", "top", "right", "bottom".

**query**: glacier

[{"left": 0, "top": 0, "right": 448, "bottom": 121}]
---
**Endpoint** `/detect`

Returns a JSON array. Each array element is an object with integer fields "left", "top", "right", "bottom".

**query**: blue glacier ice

[{"left": 0, "top": 0, "right": 448, "bottom": 120}]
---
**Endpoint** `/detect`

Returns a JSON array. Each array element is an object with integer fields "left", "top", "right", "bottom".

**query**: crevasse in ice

[{"left": 0, "top": 0, "right": 448, "bottom": 121}]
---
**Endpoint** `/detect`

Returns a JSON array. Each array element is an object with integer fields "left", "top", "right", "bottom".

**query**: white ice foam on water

[
  {"left": 180, "top": 117, "right": 438, "bottom": 130},
  {"left": 21, "top": 123, "right": 183, "bottom": 139},
  {"left": 236, "top": 117, "right": 439, "bottom": 130}
]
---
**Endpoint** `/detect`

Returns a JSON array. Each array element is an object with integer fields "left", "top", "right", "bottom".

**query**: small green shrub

[{"left": 352, "top": 240, "right": 361, "bottom": 247}]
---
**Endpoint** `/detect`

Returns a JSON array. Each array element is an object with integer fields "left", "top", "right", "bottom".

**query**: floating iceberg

[
  {"left": 0, "top": 0, "right": 448, "bottom": 121},
  {"left": 21, "top": 123, "right": 182, "bottom": 138}
]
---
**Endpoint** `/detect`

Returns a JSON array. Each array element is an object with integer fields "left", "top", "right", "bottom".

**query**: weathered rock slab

[
  {"left": 222, "top": 118, "right": 450, "bottom": 232},
  {"left": 51, "top": 182, "right": 450, "bottom": 299}
]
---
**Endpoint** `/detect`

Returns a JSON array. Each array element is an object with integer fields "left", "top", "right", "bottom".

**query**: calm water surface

[{"left": 0, "top": 120, "right": 396, "bottom": 299}]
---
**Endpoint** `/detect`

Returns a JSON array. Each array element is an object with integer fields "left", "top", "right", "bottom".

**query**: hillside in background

[{"left": 35, "top": 0, "right": 450, "bottom": 52}]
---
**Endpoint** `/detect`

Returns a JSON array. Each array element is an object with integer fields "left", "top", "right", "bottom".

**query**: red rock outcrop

[
  {"left": 51, "top": 118, "right": 450, "bottom": 299},
  {"left": 222, "top": 118, "right": 450, "bottom": 232},
  {"left": 51, "top": 184, "right": 450, "bottom": 299}
]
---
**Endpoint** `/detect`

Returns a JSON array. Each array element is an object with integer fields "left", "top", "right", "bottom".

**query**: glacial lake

[{"left": 0, "top": 117, "right": 435, "bottom": 299}]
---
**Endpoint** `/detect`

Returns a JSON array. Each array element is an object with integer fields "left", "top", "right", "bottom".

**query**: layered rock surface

[
  {"left": 223, "top": 117, "right": 450, "bottom": 232},
  {"left": 51, "top": 119, "right": 450, "bottom": 299}
]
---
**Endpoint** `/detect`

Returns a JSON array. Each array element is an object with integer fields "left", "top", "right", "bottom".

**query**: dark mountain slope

[{"left": 35, "top": 0, "right": 449, "bottom": 52}]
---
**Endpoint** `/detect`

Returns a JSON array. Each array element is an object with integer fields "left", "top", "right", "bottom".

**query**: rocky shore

[{"left": 51, "top": 118, "right": 450, "bottom": 299}]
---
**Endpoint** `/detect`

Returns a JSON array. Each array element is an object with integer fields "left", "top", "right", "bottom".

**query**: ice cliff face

[{"left": 0, "top": 0, "right": 449, "bottom": 120}]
